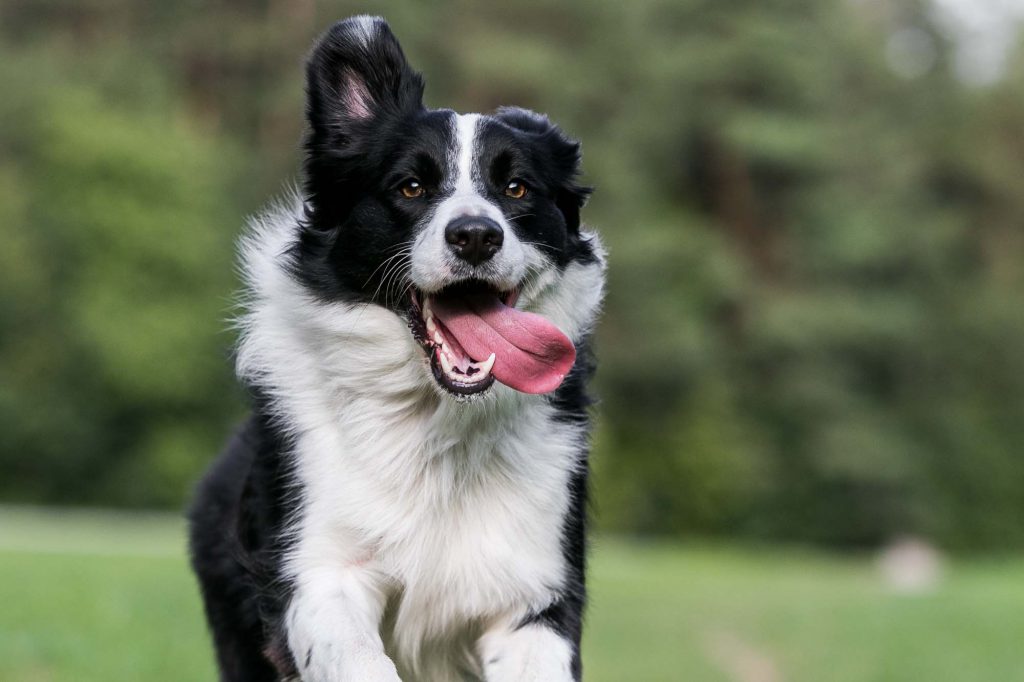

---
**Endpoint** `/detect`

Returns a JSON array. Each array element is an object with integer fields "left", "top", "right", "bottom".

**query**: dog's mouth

[{"left": 409, "top": 280, "right": 576, "bottom": 397}]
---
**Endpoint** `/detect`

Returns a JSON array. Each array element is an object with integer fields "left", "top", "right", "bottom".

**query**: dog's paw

[
  {"left": 480, "top": 625, "right": 574, "bottom": 682},
  {"left": 301, "top": 644, "right": 403, "bottom": 682},
  {"left": 483, "top": 652, "right": 573, "bottom": 682},
  {"left": 344, "top": 655, "right": 403, "bottom": 682}
]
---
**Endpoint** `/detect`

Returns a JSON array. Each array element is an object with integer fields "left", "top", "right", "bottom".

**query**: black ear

[
  {"left": 556, "top": 180, "right": 592, "bottom": 234},
  {"left": 496, "top": 107, "right": 592, "bottom": 233},
  {"left": 305, "top": 16, "right": 424, "bottom": 139}
]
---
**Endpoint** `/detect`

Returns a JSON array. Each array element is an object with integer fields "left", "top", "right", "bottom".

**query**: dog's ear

[
  {"left": 548, "top": 134, "right": 592, "bottom": 235},
  {"left": 496, "top": 107, "right": 592, "bottom": 234},
  {"left": 305, "top": 16, "right": 424, "bottom": 138},
  {"left": 555, "top": 178, "right": 592, "bottom": 235}
]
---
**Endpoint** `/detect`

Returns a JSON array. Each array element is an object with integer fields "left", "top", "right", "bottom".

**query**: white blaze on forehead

[{"left": 453, "top": 113, "right": 482, "bottom": 198}]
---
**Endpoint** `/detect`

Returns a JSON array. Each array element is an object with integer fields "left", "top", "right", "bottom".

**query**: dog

[{"left": 188, "top": 15, "right": 605, "bottom": 682}]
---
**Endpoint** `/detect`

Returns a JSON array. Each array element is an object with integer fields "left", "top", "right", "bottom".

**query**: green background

[{"left": 3, "top": 1, "right": 1024, "bottom": 678}]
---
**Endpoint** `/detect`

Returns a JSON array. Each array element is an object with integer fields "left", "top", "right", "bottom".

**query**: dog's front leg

[
  {"left": 285, "top": 565, "right": 401, "bottom": 682},
  {"left": 478, "top": 622, "right": 577, "bottom": 682}
]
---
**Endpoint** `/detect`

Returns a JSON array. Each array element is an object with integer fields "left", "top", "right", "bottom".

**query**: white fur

[
  {"left": 479, "top": 623, "right": 575, "bottom": 682},
  {"left": 237, "top": 185, "right": 604, "bottom": 681},
  {"left": 286, "top": 569, "right": 400, "bottom": 682},
  {"left": 347, "top": 15, "right": 380, "bottom": 49}
]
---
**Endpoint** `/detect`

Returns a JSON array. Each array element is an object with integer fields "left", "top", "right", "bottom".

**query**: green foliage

[
  {"left": 2, "top": 0, "right": 1024, "bottom": 550},
  {"left": 0, "top": 47, "right": 244, "bottom": 507}
]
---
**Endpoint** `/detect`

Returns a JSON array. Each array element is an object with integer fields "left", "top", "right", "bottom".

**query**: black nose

[{"left": 444, "top": 216, "right": 504, "bottom": 266}]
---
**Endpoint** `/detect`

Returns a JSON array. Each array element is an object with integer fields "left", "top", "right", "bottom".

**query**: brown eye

[
  {"left": 400, "top": 180, "right": 424, "bottom": 199},
  {"left": 504, "top": 180, "right": 527, "bottom": 199}
]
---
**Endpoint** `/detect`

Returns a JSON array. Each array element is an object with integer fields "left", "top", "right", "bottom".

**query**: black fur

[{"left": 188, "top": 401, "right": 300, "bottom": 680}]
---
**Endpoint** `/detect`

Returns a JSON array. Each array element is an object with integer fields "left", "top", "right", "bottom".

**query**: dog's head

[{"left": 290, "top": 16, "right": 604, "bottom": 400}]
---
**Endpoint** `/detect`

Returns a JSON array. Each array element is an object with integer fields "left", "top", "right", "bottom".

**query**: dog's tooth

[
  {"left": 477, "top": 352, "right": 496, "bottom": 377},
  {"left": 426, "top": 315, "right": 437, "bottom": 334},
  {"left": 459, "top": 352, "right": 496, "bottom": 384},
  {"left": 439, "top": 352, "right": 454, "bottom": 376},
  {"left": 433, "top": 330, "right": 444, "bottom": 346}
]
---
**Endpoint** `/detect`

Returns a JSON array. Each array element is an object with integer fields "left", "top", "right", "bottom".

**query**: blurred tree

[
  {"left": 0, "top": 46, "right": 244, "bottom": 506},
  {"left": 2, "top": 0, "right": 1023, "bottom": 550}
]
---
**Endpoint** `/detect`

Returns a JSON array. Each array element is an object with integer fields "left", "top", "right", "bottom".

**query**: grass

[{"left": 2, "top": 508, "right": 1024, "bottom": 681}]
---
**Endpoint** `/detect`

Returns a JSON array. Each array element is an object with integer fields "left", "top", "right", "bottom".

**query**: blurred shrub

[
  {"left": 0, "top": 46, "right": 244, "bottom": 507},
  {"left": 2, "top": 0, "right": 1024, "bottom": 551}
]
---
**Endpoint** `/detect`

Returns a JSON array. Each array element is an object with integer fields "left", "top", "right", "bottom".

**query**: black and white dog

[{"left": 189, "top": 15, "right": 605, "bottom": 682}]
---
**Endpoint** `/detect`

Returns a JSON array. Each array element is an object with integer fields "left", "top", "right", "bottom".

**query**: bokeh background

[{"left": 2, "top": 0, "right": 1024, "bottom": 680}]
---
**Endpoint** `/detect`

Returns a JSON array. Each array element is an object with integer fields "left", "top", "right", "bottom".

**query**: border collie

[{"left": 188, "top": 15, "right": 605, "bottom": 682}]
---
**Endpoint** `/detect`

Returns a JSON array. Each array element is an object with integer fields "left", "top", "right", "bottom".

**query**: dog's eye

[
  {"left": 504, "top": 180, "right": 527, "bottom": 199},
  {"left": 400, "top": 180, "right": 425, "bottom": 199}
]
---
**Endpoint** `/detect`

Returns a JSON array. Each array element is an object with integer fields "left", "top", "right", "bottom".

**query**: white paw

[
  {"left": 479, "top": 624, "right": 574, "bottom": 682},
  {"left": 349, "top": 657, "right": 403, "bottom": 682},
  {"left": 300, "top": 645, "right": 403, "bottom": 682},
  {"left": 484, "top": 653, "right": 573, "bottom": 682}
]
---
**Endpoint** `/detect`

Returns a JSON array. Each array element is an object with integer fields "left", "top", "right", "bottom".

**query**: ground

[{"left": 1, "top": 507, "right": 1023, "bottom": 682}]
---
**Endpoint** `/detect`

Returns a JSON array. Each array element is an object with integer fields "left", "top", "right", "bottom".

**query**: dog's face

[{"left": 295, "top": 16, "right": 601, "bottom": 399}]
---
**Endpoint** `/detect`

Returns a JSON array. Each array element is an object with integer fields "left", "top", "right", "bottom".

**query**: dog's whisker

[
  {"left": 517, "top": 240, "right": 554, "bottom": 251},
  {"left": 394, "top": 278, "right": 415, "bottom": 311},
  {"left": 380, "top": 257, "right": 412, "bottom": 308},
  {"left": 362, "top": 244, "right": 415, "bottom": 291},
  {"left": 368, "top": 251, "right": 413, "bottom": 305}
]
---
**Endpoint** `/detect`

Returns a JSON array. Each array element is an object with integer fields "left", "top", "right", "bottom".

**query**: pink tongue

[{"left": 431, "top": 293, "right": 576, "bottom": 394}]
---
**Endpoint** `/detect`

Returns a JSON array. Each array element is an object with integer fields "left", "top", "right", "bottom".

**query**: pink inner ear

[{"left": 340, "top": 68, "right": 373, "bottom": 120}]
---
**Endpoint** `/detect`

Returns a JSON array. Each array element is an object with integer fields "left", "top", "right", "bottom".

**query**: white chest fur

[
  {"left": 286, "top": 381, "right": 581, "bottom": 677},
  {"left": 238, "top": 277, "right": 582, "bottom": 677}
]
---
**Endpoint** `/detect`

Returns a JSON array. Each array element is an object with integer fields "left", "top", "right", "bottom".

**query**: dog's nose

[{"left": 444, "top": 216, "right": 504, "bottom": 266}]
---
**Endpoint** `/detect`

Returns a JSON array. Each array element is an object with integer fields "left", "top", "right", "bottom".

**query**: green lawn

[{"left": 1, "top": 508, "right": 1023, "bottom": 681}]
